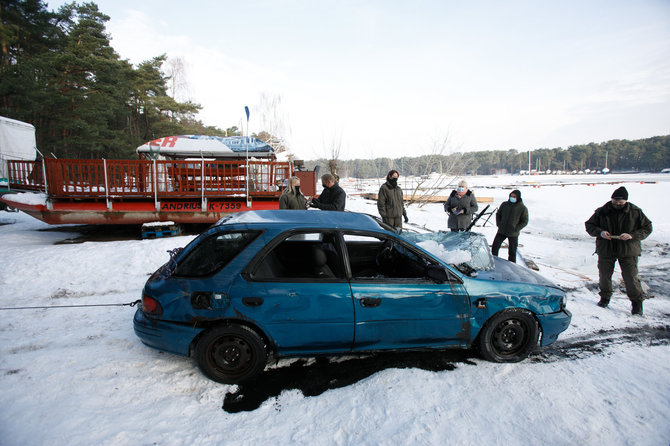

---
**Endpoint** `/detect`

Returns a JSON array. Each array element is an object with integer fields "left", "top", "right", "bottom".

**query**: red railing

[
  {"left": 6, "top": 160, "right": 44, "bottom": 191},
  {"left": 6, "top": 158, "right": 292, "bottom": 200}
]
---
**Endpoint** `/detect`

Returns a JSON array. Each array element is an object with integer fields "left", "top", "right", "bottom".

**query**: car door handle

[
  {"left": 359, "top": 297, "right": 381, "bottom": 308},
  {"left": 242, "top": 297, "right": 264, "bottom": 307}
]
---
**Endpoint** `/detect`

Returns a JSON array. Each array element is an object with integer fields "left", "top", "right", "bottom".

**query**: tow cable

[{"left": 0, "top": 299, "right": 141, "bottom": 311}]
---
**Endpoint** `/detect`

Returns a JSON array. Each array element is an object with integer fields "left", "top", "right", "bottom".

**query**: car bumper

[
  {"left": 537, "top": 309, "right": 572, "bottom": 347},
  {"left": 133, "top": 308, "right": 204, "bottom": 356}
]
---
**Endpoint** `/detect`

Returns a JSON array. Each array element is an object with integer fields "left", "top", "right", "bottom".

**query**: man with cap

[
  {"left": 585, "top": 186, "right": 653, "bottom": 315},
  {"left": 491, "top": 189, "right": 528, "bottom": 263}
]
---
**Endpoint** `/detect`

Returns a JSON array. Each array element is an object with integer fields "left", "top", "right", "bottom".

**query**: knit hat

[{"left": 611, "top": 186, "right": 628, "bottom": 200}]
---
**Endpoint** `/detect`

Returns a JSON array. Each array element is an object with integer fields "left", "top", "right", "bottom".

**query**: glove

[
  {"left": 404, "top": 215, "right": 409, "bottom": 223},
  {"left": 309, "top": 198, "right": 320, "bottom": 208}
]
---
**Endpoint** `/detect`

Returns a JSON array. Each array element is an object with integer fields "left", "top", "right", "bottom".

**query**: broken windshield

[{"left": 403, "top": 231, "right": 495, "bottom": 272}]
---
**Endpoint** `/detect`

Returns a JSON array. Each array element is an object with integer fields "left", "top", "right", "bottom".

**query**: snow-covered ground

[{"left": 1, "top": 173, "right": 669, "bottom": 445}]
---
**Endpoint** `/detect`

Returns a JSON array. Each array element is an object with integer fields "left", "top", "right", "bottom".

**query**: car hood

[{"left": 475, "top": 256, "right": 560, "bottom": 289}]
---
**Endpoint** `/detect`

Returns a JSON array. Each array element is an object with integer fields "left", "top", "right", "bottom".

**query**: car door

[
  {"left": 241, "top": 230, "right": 355, "bottom": 355},
  {"left": 344, "top": 233, "right": 470, "bottom": 350}
]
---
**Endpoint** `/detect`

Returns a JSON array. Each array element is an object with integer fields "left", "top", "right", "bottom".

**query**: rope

[{"left": 0, "top": 299, "right": 141, "bottom": 311}]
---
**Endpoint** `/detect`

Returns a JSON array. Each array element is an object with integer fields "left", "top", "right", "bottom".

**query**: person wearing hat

[
  {"left": 444, "top": 180, "right": 479, "bottom": 232},
  {"left": 585, "top": 186, "right": 653, "bottom": 315},
  {"left": 377, "top": 169, "right": 408, "bottom": 231},
  {"left": 491, "top": 189, "right": 528, "bottom": 263}
]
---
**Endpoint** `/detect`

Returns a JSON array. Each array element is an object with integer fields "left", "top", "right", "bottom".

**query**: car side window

[
  {"left": 174, "top": 231, "right": 260, "bottom": 277},
  {"left": 344, "top": 233, "right": 433, "bottom": 280},
  {"left": 252, "top": 231, "right": 344, "bottom": 280}
]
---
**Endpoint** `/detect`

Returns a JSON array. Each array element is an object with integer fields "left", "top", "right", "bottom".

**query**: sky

[{"left": 46, "top": 0, "right": 670, "bottom": 160}]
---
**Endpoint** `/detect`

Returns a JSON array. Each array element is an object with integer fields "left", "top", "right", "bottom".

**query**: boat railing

[{"left": 6, "top": 158, "right": 292, "bottom": 200}]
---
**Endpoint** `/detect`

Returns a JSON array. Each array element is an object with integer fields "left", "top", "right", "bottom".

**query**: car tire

[
  {"left": 195, "top": 324, "right": 267, "bottom": 384},
  {"left": 478, "top": 309, "right": 539, "bottom": 362}
]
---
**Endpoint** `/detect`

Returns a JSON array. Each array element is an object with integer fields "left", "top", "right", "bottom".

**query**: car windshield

[{"left": 403, "top": 231, "right": 495, "bottom": 272}]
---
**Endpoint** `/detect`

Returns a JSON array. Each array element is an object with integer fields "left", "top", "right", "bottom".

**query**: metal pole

[
  {"left": 244, "top": 106, "right": 251, "bottom": 208},
  {"left": 103, "top": 158, "right": 111, "bottom": 210},
  {"left": 153, "top": 159, "right": 158, "bottom": 211}
]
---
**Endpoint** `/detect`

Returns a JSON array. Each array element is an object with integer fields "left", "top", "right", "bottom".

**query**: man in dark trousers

[
  {"left": 491, "top": 189, "right": 528, "bottom": 263},
  {"left": 377, "top": 169, "right": 408, "bottom": 230},
  {"left": 585, "top": 186, "right": 652, "bottom": 315},
  {"left": 309, "top": 173, "right": 346, "bottom": 211}
]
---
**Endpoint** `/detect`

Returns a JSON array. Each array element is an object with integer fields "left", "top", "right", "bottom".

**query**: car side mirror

[{"left": 426, "top": 265, "right": 449, "bottom": 283}]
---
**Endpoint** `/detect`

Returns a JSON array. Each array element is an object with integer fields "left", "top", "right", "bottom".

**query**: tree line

[{"left": 308, "top": 135, "right": 670, "bottom": 178}]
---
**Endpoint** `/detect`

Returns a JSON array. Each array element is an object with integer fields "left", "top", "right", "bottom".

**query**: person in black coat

[
  {"left": 491, "top": 189, "right": 528, "bottom": 263},
  {"left": 309, "top": 173, "right": 346, "bottom": 211}
]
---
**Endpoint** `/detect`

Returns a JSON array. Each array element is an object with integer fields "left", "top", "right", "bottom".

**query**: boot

[
  {"left": 631, "top": 301, "right": 643, "bottom": 316},
  {"left": 597, "top": 298, "right": 610, "bottom": 308}
]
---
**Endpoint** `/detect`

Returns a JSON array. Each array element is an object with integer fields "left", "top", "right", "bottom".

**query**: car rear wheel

[
  {"left": 478, "top": 309, "right": 539, "bottom": 362},
  {"left": 195, "top": 324, "right": 267, "bottom": 384}
]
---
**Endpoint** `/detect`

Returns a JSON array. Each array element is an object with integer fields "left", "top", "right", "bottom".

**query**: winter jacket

[
  {"left": 279, "top": 189, "right": 307, "bottom": 210},
  {"left": 313, "top": 182, "right": 346, "bottom": 211},
  {"left": 585, "top": 201, "right": 652, "bottom": 258},
  {"left": 444, "top": 190, "right": 479, "bottom": 230},
  {"left": 495, "top": 199, "right": 528, "bottom": 237},
  {"left": 377, "top": 180, "right": 407, "bottom": 222}
]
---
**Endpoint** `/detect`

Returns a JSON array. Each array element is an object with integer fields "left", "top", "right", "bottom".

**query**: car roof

[{"left": 216, "top": 210, "right": 384, "bottom": 232}]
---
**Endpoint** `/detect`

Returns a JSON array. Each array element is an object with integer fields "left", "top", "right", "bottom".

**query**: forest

[
  {"left": 2, "top": 1, "right": 668, "bottom": 173},
  {"left": 308, "top": 135, "right": 670, "bottom": 178}
]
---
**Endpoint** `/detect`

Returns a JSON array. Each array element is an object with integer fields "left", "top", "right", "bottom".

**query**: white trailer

[{"left": 0, "top": 115, "right": 37, "bottom": 183}]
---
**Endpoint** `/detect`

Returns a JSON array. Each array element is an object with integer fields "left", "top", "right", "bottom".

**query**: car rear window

[{"left": 174, "top": 231, "right": 261, "bottom": 277}]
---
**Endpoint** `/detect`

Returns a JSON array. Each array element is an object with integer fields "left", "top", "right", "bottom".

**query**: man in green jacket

[
  {"left": 491, "top": 189, "right": 528, "bottom": 263},
  {"left": 377, "top": 170, "right": 408, "bottom": 230},
  {"left": 585, "top": 186, "right": 653, "bottom": 315}
]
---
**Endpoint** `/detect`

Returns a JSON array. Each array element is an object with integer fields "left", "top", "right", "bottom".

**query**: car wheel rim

[
  {"left": 209, "top": 336, "right": 252, "bottom": 374},
  {"left": 492, "top": 319, "right": 527, "bottom": 356}
]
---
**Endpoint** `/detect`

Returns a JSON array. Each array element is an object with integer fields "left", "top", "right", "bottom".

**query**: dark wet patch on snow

[
  {"left": 223, "top": 324, "right": 670, "bottom": 413},
  {"left": 531, "top": 324, "right": 670, "bottom": 363},
  {"left": 223, "top": 350, "right": 475, "bottom": 413}
]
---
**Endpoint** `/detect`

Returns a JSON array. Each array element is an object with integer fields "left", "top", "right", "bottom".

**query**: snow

[
  {"left": 2, "top": 192, "right": 47, "bottom": 205},
  {"left": 1, "top": 173, "right": 670, "bottom": 445}
]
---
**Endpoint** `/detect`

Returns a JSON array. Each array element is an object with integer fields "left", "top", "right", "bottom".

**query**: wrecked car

[{"left": 134, "top": 210, "right": 571, "bottom": 384}]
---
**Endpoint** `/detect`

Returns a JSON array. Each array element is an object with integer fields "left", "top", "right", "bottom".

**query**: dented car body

[{"left": 133, "top": 210, "right": 571, "bottom": 383}]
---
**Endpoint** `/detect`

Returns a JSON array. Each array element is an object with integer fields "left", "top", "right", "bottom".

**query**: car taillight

[{"left": 142, "top": 294, "right": 163, "bottom": 315}]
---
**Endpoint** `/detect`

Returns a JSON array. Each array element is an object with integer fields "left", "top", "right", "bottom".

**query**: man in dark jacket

[
  {"left": 491, "top": 189, "right": 528, "bottom": 263},
  {"left": 309, "top": 173, "right": 346, "bottom": 211},
  {"left": 585, "top": 186, "right": 652, "bottom": 315},
  {"left": 377, "top": 169, "right": 408, "bottom": 230}
]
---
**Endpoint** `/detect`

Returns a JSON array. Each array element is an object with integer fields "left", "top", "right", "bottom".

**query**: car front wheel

[
  {"left": 195, "top": 324, "right": 267, "bottom": 384},
  {"left": 478, "top": 309, "right": 539, "bottom": 362}
]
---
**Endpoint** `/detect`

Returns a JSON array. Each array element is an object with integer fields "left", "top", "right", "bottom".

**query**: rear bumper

[
  {"left": 537, "top": 309, "right": 572, "bottom": 347},
  {"left": 133, "top": 309, "right": 204, "bottom": 356}
]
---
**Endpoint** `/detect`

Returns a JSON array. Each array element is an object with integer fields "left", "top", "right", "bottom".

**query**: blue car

[{"left": 134, "top": 210, "right": 571, "bottom": 383}]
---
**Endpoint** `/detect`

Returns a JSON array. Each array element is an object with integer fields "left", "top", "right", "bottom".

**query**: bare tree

[
  {"left": 255, "top": 92, "right": 290, "bottom": 154},
  {"left": 323, "top": 130, "right": 343, "bottom": 180},
  {"left": 164, "top": 57, "right": 191, "bottom": 103},
  {"left": 404, "top": 133, "right": 472, "bottom": 208}
]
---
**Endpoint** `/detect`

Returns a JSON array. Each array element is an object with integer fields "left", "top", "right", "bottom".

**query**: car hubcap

[
  {"left": 492, "top": 319, "right": 526, "bottom": 355},
  {"left": 211, "top": 336, "right": 252, "bottom": 372}
]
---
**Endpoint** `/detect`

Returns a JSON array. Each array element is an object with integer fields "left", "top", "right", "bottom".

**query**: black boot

[
  {"left": 597, "top": 298, "right": 610, "bottom": 308},
  {"left": 631, "top": 301, "right": 643, "bottom": 316}
]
